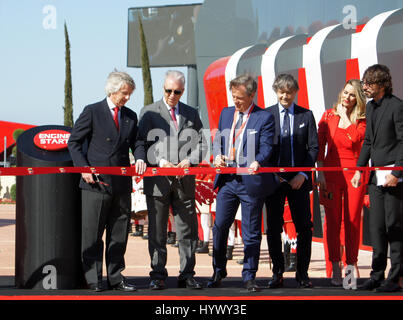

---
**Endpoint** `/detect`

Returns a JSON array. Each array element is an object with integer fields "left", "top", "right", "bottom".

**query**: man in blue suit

[
  {"left": 265, "top": 74, "right": 318, "bottom": 289},
  {"left": 208, "top": 74, "right": 276, "bottom": 292}
]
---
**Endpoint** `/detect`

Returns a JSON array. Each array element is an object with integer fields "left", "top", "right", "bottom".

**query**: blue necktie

[{"left": 279, "top": 109, "right": 292, "bottom": 179}]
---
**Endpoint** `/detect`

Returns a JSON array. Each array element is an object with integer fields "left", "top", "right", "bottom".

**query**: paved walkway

[{"left": 0, "top": 203, "right": 374, "bottom": 281}]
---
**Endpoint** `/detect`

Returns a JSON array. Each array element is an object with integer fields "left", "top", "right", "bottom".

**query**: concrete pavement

[{"left": 0, "top": 203, "right": 374, "bottom": 281}]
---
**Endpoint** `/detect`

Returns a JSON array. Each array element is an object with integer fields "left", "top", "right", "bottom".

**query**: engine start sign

[{"left": 33, "top": 130, "right": 71, "bottom": 151}]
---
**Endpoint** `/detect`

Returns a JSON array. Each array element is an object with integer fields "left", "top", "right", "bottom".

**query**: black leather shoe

[
  {"left": 268, "top": 273, "right": 284, "bottom": 288},
  {"left": 296, "top": 273, "right": 313, "bottom": 288},
  {"left": 244, "top": 279, "right": 261, "bottom": 292},
  {"left": 111, "top": 280, "right": 137, "bottom": 292},
  {"left": 196, "top": 241, "right": 209, "bottom": 254},
  {"left": 178, "top": 278, "right": 203, "bottom": 289},
  {"left": 297, "top": 278, "right": 313, "bottom": 288},
  {"left": 226, "top": 245, "right": 234, "bottom": 260},
  {"left": 375, "top": 281, "right": 400, "bottom": 293},
  {"left": 88, "top": 283, "right": 103, "bottom": 292},
  {"left": 149, "top": 279, "right": 166, "bottom": 290},
  {"left": 131, "top": 225, "right": 144, "bottom": 237},
  {"left": 357, "top": 278, "right": 381, "bottom": 291},
  {"left": 167, "top": 232, "right": 176, "bottom": 245},
  {"left": 207, "top": 273, "right": 223, "bottom": 288}
]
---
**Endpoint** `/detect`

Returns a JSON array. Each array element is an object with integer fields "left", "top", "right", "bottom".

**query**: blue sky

[{"left": 0, "top": 0, "right": 200, "bottom": 126}]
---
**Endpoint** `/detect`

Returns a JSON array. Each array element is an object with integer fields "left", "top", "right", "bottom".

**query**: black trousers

[
  {"left": 368, "top": 183, "right": 403, "bottom": 283},
  {"left": 81, "top": 190, "right": 131, "bottom": 287},
  {"left": 265, "top": 182, "right": 313, "bottom": 277}
]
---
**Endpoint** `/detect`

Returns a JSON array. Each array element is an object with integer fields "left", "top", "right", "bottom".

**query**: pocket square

[
  {"left": 299, "top": 123, "right": 305, "bottom": 128},
  {"left": 249, "top": 130, "right": 258, "bottom": 135}
]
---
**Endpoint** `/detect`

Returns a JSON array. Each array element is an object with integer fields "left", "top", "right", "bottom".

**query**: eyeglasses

[
  {"left": 165, "top": 89, "right": 182, "bottom": 95},
  {"left": 360, "top": 80, "right": 374, "bottom": 87}
]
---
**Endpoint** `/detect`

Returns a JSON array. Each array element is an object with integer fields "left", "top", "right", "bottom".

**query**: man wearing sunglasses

[{"left": 136, "top": 70, "right": 206, "bottom": 290}]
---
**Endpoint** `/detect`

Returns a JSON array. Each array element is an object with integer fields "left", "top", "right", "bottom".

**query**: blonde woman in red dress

[{"left": 317, "top": 79, "right": 367, "bottom": 286}]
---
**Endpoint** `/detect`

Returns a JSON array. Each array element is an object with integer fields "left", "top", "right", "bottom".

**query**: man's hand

[
  {"left": 248, "top": 161, "right": 260, "bottom": 175},
  {"left": 289, "top": 173, "right": 305, "bottom": 190},
  {"left": 82, "top": 172, "right": 95, "bottom": 184},
  {"left": 384, "top": 174, "right": 399, "bottom": 187},
  {"left": 351, "top": 170, "right": 361, "bottom": 188},
  {"left": 214, "top": 155, "right": 227, "bottom": 168},
  {"left": 135, "top": 160, "right": 147, "bottom": 175},
  {"left": 176, "top": 159, "right": 191, "bottom": 178},
  {"left": 161, "top": 160, "right": 175, "bottom": 168},
  {"left": 177, "top": 158, "right": 191, "bottom": 168}
]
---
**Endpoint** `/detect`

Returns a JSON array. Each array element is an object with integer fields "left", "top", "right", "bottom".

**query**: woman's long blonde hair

[{"left": 333, "top": 79, "right": 366, "bottom": 124}]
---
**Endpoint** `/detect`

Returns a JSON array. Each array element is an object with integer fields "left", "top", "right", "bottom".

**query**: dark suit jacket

[
  {"left": 357, "top": 94, "right": 403, "bottom": 181},
  {"left": 213, "top": 104, "right": 277, "bottom": 198},
  {"left": 68, "top": 98, "right": 144, "bottom": 194},
  {"left": 136, "top": 99, "right": 206, "bottom": 197},
  {"left": 267, "top": 103, "right": 319, "bottom": 190}
]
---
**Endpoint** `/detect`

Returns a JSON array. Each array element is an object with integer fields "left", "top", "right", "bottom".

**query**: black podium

[{"left": 15, "top": 125, "right": 84, "bottom": 289}]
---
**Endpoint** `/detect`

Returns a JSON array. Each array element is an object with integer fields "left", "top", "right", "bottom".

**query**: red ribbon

[{"left": 0, "top": 166, "right": 402, "bottom": 176}]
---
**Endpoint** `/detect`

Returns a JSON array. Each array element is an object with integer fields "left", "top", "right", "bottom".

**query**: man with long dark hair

[{"left": 352, "top": 64, "right": 403, "bottom": 292}]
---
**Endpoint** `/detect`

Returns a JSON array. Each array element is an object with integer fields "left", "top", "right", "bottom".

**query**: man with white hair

[
  {"left": 136, "top": 70, "right": 206, "bottom": 290},
  {"left": 68, "top": 70, "right": 146, "bottom": 292}
]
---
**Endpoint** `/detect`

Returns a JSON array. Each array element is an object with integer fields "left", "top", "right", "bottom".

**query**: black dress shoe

[
  {"left": 375, "top": 281, "right": 401, "bottom": 293},
  {"left": 296, "top": 273, "right": 313, "bottom": 288},
  {"left": 196, "top": 241, "right": 209, "bottom": 254},
  {"left": 88, "top": 283, "right": 103, "bottom": 292},
  {"left": 111, "top": 280, "right": 137, "bottom": 292},
  {"left": 297, "top": 278, "right": 313, "bottom": 288},
  {"left": 357, "top": 278, "right": 381, "bottom": 291},
  {"left": 268, "top": 273, "right": 284, "bottom": 288},
  {"left": 244, "top": 279, "right": 261, "bottom": 292},
  {"left": 178, "top": 278, "right": 203, "bottom": 289},
  {"left": 149, "top": 279, "right": 166, "bottom": 290},
  {"left": 207, "top": 273, "right": 223, "bottom": 288}
]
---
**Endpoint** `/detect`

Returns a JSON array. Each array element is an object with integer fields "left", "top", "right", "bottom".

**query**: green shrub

[{"left": 10, "top": 184, "right": 16, "bottom": 202}]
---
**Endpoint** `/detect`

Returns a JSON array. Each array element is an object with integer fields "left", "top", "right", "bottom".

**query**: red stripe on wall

[
  {"left": 346, "top": 58, "right": 360, "bottom": 81},
  {"left": 297, "top": 68, "right": 309, "bottom": 109},
  {"left": 257, "top": 75, "right": 265, "bottom": 108}
]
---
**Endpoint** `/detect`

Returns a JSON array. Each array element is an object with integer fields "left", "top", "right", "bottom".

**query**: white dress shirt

[
  {"left": 163, "top": 98, "right": 180, "bottom": 127},
  {"left": 107, "top": 96, "right": 120, "bottom": 127},
  {"left": 278, "top": 102, "right": 307, "bottom": 180},
  {"left": 160, "top": 99, "right": 180, "bottom": 167},
  {"left": 228, "top": 103, "right": 253, "bottom": 165}
]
